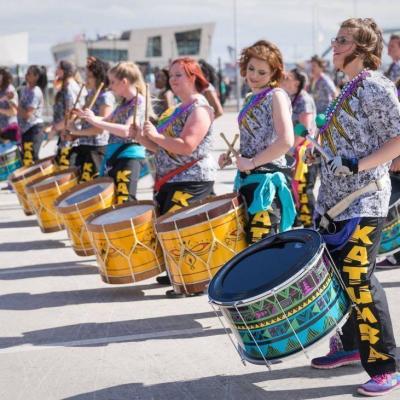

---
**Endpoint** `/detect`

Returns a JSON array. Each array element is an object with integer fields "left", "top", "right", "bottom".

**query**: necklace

[{"left": 320, "top": 69, "right": 370, "bottom": 135}]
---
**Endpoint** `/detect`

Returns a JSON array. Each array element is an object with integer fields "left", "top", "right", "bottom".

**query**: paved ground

[{"left": 1, "top": 112, "right": 400, "bottom": 399}]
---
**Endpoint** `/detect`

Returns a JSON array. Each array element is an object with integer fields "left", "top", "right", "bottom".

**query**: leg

[
  {"left": 31, "top": 124, "right": 44, "bottom": 162},
  {"left": 21, "top": 127, "right": 35, "bottom": 166}
]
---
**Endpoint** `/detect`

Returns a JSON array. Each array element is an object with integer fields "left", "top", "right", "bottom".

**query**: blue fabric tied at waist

[
  {"left": 321, "top": 217, "right": 361, "bottom": 252},
  {"left": 234, "top": 171, "right": 297, "bottom": 232},
  {"left": 99, "top": 142, "right": 146, "bottom": 176}
]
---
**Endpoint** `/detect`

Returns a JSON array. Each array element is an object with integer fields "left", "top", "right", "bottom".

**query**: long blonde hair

[{"left": 109, "top": 61, "right": 155, "bottom": 120}]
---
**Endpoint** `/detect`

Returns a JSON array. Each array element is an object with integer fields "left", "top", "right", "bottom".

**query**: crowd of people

[{"left": 1, "top": 17, "right": 400, "bottom": 397}]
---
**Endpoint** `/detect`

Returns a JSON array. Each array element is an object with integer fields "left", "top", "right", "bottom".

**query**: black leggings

[
  {"left": 21, "top": 124, "right": 44, "bottom": 166},
  {"left": 324, "top": 217, "right": 397, "bottom": 376},
  {"left": 73, "top": 145, "right": 106, "bottom": 182},
  {"left": 107, "top": 157, "right": 141, "bottom": 204}
]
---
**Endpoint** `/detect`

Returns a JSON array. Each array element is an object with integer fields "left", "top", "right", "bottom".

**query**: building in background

[{"left": 51, "top": 23, "right": 215, "bottom": 69}]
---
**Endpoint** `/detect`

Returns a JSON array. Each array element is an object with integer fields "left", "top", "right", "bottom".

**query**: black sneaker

[{"left": 156, "top": 274, "right": 171, "bottom": 285}]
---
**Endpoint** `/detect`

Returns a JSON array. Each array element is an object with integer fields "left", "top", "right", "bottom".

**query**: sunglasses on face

[{"left": 331, "top": 36, "right": 353, "bottom": 46}]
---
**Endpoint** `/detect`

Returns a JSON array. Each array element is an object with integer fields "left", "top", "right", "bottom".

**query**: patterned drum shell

[
  {"left": 0, "top": 144, "right": 21, "bottom": 181},
  {"left": 55, "top": 178, "right": 115, "bottom": 256},
  {"left": 25, "top": 168, "right": 79, "bottom": 233},
  {"left": 209, "top": 229, "right": 351, "bottom": 363},
  {"left": 156, "top": 193, "right": 248, "bottom": 295},
  {"left": 86, "top": 201, "right": 165, "bottom": 284},
  {"left": 9, "top": 157, "right": 56, "bottom": 215}
]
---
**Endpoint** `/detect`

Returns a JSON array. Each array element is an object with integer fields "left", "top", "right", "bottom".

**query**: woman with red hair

[{"left": 131, "top": 57, "right": 216, "bottom": 297}]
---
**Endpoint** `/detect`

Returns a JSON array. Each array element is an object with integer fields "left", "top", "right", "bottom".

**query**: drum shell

[
  {"left": 86, "top": 201, "right": 165, "bottom": 284},
  {"left": 55, "top": 178, "right": 115, "bottom": 256},
  {"left": 156, "top": 193, "right": 248, "bottom": 294},
  {"left": 209, "top": 235, "right": 350, "bottom": 362},
  {"left": 0, "top": 145, "right": 21, "bottom": 181},
  {"left": 25, "top": 168, "right": 79, "bottom": 233},
  {"left": 9, "top": 157, "right": 56, "bottom": 215}
]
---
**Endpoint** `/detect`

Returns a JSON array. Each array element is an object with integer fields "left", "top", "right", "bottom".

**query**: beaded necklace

[
  {"left": 238, "top": 86, "right": 274, "bottom": 124},
  {"left": 320, "top": 69, "right": 370, "bottom": 135},
  {"left": 157, "top": 101, "right": 195, "bottom": 133}
]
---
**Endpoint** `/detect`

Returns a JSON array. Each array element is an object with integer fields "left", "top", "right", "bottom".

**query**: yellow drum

[
  {"left": 156, "top": 193, "right": 248, "bottom": 295},
  {"left": 9, "top": 157, "right": 56, "bottom": 216},
  {"left": 55, "top": 178, "right": 115, "bottom": 256},
  {"left": 25, "top": 168, "right": 79, "bottom": 233},
  {"left": 86, "top": 201, "right": 165, "bottom": 284}
]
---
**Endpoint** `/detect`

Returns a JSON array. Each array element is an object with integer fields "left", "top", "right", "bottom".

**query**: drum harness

[{"left": 319, "top": 178, "right": 384, "bottom": 232}]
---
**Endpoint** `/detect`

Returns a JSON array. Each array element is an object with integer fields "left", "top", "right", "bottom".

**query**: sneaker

[
  {"left": 156, "top": 274, "right": 171, "bottom": 285},
  {"left": 311, "top": 335, "right": 360, "bottom": 369},
  {"left": 376, "top": 255, "right": 399, "bottom": 269},
  {"left": 357, "top": 373, "right": 400, "bottom": 397}
]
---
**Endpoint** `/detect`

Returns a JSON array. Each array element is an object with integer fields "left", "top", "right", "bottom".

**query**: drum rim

[
  {"left": 25, "top": 167, "right": 79, "bottom": 193},
  {"left": 54, "top": 177, "right": 115, "bottom": 214},
  {"left": 208, "top": 229, "right": 326, "bottom": 306},
  {"left": 9, "top": 156, "right": 55, "bottom": 183},
  {"left": 86, "top": 200, "right": 157, "bottom": 232},
  {"left": 155, "top": 193, "right": 243, "bottom": 233}
]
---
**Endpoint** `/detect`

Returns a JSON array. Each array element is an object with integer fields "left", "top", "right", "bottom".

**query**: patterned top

[
  {"left": 53, "top": 80, "right": 84, "bottom": 124},
  {"left": 239, "top": 87, "right": 290, "bottom": 168},
  {"left": 154, "top": 95, "right": 216, "bottom": 182},
  {"left": 317, "top": 71, "right": 400, "bottom": 220},
  {"left": 78, "top": 90, "right": 115, "bottom": 146},
  {"left": 0, "top": 84, "right": 18, "bottom": 129},
  {"left": 386, "top": 61, "right": 400, "bottom": 83},
  {"left": 291, "top": 90, "right": 316, "bottom": 128},
  {"left": 107, "top": 95, "right": 144, "bottom": 144},
  {"left": 18, "top": 86, "right": 44, "bottom": 133},
  {"left": 310, "top": 73, "right": 337, "bottom": 114}
]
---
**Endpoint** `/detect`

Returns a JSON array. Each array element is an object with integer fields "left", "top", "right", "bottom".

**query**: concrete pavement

[{"left": 1, "top": 112, "right": 400, "bottom": 400}]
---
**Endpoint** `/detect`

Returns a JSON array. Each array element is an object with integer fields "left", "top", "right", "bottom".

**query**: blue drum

[
  {"left": 0, "top": 142, "right": 21, "bottom": 181},
  {"left": 378, "top": 173, "right": 400, "bottom": 260},
  {"left": 208, "top": 229, "right": 350, "bottom": 364}
]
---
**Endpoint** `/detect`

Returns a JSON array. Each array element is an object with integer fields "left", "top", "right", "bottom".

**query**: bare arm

[
  {"left": 70, "top": 104, "right": 113, "bottom": 137},
  {"left": 236, "top": 90, "right": 294, "bottom": 171},
  {"left": 164, "top": 90, "right": 175, "bottom": 109},
  {"left": 359, "top": 135, "right": 400, "bottom": 172},
  {"left": 204, "top": 89, "right": 223, "bottom": 119},
  {"left": 143, "top": 105, "right": 212, "bottom": 156}
]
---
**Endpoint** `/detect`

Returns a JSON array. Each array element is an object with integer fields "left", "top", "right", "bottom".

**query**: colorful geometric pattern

[
  {"left": 220, "top": 255, "right": 350, "bottom": 361},
  {"left": 379, "top": 201, "right": 400, "bottom": 256}
]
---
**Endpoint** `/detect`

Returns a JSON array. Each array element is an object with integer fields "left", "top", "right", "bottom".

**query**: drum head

[
  {"left": 31, "top": 172, "right": 71, "bottom": 189},
  {"left": 58, "top": 182, "right": 109, "bottom": 208},
  {"left": 390, "top": 173, "right": 400, "bottom": 206},
  {"left": 91, "top": 204, "right": 153, "bottom": 225},
  {"left": 208, "top": 229, "right": 323, "bottom": 304}
]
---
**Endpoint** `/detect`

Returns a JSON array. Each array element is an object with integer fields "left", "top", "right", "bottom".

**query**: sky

[{"left": 0, "top": 0, "right": 399, "bottom": 67}]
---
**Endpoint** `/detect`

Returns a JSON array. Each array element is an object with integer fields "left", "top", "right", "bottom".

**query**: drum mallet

[
  {"left": 220, "top": 132, "right": 250, "bottom": 175},
  {"left": 294, "top": 123, "right": 331, "bottom": 161},
  {"left": 220, "top": 133, "right": 239, "bottom": 168}
]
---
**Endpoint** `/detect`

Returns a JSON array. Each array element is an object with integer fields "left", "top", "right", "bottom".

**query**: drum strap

[
  {"left": 154, "top": 159, "right": 200, "bottom": 192},
  {"left": 319, "top": 178, "right": 384, "bottom": 230}
]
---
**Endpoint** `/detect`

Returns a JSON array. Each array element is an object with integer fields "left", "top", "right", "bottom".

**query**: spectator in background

[
  {"left": 153, "top": 68, "right": 174, "bottom": 117},
  {"left": 0, "top": 67, "right": 19, "bottom": 143},
  {"left": 386, "top": 34, "right": 400, "bottom": 82},
  {"left": 309, "top": 55, "right": 338, "bottom": 114},
  {"left": 199, "top": 59, "right": 223, "bottom": 118}
]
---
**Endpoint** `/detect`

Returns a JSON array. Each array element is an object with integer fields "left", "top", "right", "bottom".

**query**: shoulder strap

[{"left": 107, "top": 143, "right": 132, "bottom": 166}]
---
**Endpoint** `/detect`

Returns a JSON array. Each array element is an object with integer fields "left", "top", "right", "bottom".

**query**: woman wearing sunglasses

[{"left": 309, "top": 18, "right": 400, "bottom": 397}]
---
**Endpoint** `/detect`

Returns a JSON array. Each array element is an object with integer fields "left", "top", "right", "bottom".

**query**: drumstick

[
  {"left": 69, "top": 83, "right": 86, "bottom": 120},
  {"left": 145, "top": 83, "right": 150, "bottom": 122},
  {"left": 86, "top": 82, "right": 104, "bottom": 110},
  {"left": 220, "top": 132, "right": 250, "bottom": 175},
  {"left": 133, "top": 87, "right": 139, "bottom": 126},
  {"left": 221, "top": 133, "right": 239, "bottom": 168}
]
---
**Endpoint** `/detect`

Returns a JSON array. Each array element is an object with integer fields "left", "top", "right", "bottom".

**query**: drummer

[
  {"left": 69, "top": 57, "right": 114, "bottom": 182},
  {"left": 0, "top": 67, "right": 19, "bottom": 143},
  {"left": 18, "top": 65, "right": 48, "bottom": 166},
  {"left": 306, "top": 18, "right": 400, "bottom": 397},
  {"left": 130, "top": 57, "right": 216, "bottom": 297},
  {"left": 281, "top": 68, "right": 317, "bottom": 227},
  {"left": 78, "top": 61, "right": 148, "bottom": 204},
  {"left": 219, "top": 40, "right": 296, "bottom": 244},
  {"left": 48, "top": 60, "right": 85, "bottom": 169}
]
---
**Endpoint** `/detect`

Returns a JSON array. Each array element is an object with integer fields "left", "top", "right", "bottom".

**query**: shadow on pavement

[
  {"left": 0, "top": 260, "right": 98, "bottom": 280},
  {"left": 0, "top": 239, "right": 67, "bottom": 251},
  {"left": 381, "top": 281, "right": 400, "bottom": 289},
  {"left": 0, "top": 284, "right": 176, "bottom": 310},
  {"left": 0, "top": 219, "right": 39, "bottom": 229},
  {"left": 62, "top": 369, "right": 361, "bottom": 400},
  {"left": 0, "top": 311, "right": 221, "bottom": 349}
]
